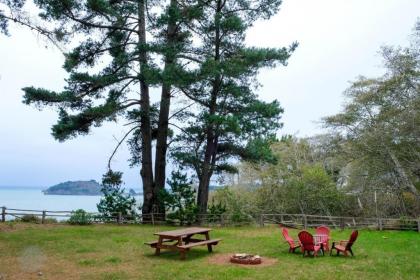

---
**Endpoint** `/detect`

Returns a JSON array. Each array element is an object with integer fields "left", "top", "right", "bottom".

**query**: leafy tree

[
  {"left": 210, "top": 186, "right": 256, "bottom": 223},
  {"left": 236, "top": 137, "right": 345, "bottom": 216},
  {"left": 171, "top": 0, "right": 297, "bottom": 214},
  {"left": 160, "top": 170, "right": 198, "bottom": 225},
  {"left": 97, "top": 170, "right": 136, "bottom": 221},
  {"left": 324, "top": 24, "right": 420, "bottom": 216}
]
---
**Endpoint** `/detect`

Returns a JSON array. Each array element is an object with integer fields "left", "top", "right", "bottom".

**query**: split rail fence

[{"left": 1, "top": 206, "right": 419, "bottom": 232}]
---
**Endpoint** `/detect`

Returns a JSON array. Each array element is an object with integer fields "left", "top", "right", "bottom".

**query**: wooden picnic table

[{"left": 145, "top": 227, "right": 221, "bottom": 260}]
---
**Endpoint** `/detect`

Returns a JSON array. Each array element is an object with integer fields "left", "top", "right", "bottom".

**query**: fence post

[
  {"left": 340, "top": 217, "right": 345, "bottom": 230},
  {"left": 417, "top": 218, "right": 420, "bottom": 233},
  {"left": 117, "top": 212, "right": 122, "bottom": 225},
  {"left": 151, "top": 212, "right": 155, "bottom": 226},
  {"left": 42, "top": 211, "right": 46, "bottom": 224},
  {"left": 303, "top": 214, "right": 308, "bottom": 229},
  {"left": 378, "top": 218, "right": 383, "bottom": 231},
  {"left": 220, "top": 214, "right": 225, "bottom": 227},
  {"left": 259, "top": 214, "right": 264, "bottom": 227},
  {"left": 1, "top": 207, "right": 5, "bottom": 222}
]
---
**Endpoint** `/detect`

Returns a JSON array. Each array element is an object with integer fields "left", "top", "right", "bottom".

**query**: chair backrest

[
  {"left": 281, "top": 227, "right": 296, "bottom": 246},
  {"left": 346, "top": 230, "right": 358, "bottom": 250},
  {"left": 298, "top": 230, "right": 315, "bottom": 251},
  {"left": 315, "top": 226, "right": 330, "bottom": 237}
]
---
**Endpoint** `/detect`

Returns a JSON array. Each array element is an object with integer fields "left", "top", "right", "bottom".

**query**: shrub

[
  {"left": 21, "top": 214, "right": 40, "bottom": 223},
  {"left": 43, "top": 218, "right": 58, "bottom": 224},
  {"left": 68, "top": 209, "right": 93, "bottom": 225},
  {"left": 97, "top": 170, "right": 137, "bottom": 222},
  {"left": 210, "top": 187, "right": 255, "bottom": 224},
  {"left": 207, "top": 200, "right": 227, "bottom": 223},
  {"left": 160, "top": 170, "right": 198, "bottom": 226},
  {"left": 399, "top": 216, "right": 417, "bottom": 230}
]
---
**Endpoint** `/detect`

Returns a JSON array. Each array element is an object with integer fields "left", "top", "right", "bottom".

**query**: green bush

[
  {"left": 207, "top": 200, "right": 227, "bottom": 223},
  {"left": 211, "top": 187, "right": 255, "bottom": 224},
  {"left": 68, "top": 209, "right": 93, "bottom": 225},
  {"left": 160, "top": 170, "right": 198, "bottom": 226},
  {"left": 21, "top": 214, "right": 40, "bottom": 223},
  {"left": 97, "top": 170, "right": 137, "bottom": 222}
]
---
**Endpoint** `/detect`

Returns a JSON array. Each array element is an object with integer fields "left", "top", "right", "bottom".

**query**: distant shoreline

[
  {"left": 0, "top": 186, "right": 142, "bottom": 196},
  {"left": 42, "top": 192, "right": 102, "bottom": 196}
]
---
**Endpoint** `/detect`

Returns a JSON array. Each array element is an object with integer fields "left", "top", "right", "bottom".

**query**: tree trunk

[
  {"left": 138, "top": 0, "right": 154, "bottom": 216},
  {"left": 386, "top": 146, "right": 420, "bottom": 215},
  {"left": 154, "top": 0, "right": 178, "bottom": 217},
  {"left": 196, "top": 0, "right": 222, "bottom": 216},
  {"left": 197, "top": 143, "right": 214, "bottom": 215}
]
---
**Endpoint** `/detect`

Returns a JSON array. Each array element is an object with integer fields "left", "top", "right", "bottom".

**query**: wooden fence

[{"left": 1, "top": 206, "right": 419, "bottom": 232}]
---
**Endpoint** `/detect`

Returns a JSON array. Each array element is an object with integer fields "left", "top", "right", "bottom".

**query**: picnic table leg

[
  {"left": 155, "top": 236, "right": 163, "bottom": 256},
  {"left": 184, "top": 234, "right": 192, "bottom": 245},
  {"left": 204, "top": 232, "right": 213, "bottom": 253},
  {"left": 180, "top": 250, "right": 186, "bottom": 260},
  {"left": 178, "top": 237, "right": 186, "bottom": 260}
]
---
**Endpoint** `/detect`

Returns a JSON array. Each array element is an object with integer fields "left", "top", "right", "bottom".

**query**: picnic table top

[{"left": 154, "top": 227, "right": 212, "bottom": 238}]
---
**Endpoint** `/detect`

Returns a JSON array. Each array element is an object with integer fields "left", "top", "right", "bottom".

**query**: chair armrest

[{"left": 331, "top": 240, "right": 348, "bottom": 244}]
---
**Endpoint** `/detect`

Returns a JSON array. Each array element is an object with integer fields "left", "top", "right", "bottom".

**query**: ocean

[{"left": 0, "top": 186, "right": 143, "bottom": 214}]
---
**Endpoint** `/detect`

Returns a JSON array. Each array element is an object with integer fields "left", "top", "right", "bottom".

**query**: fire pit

[{"left": 230, "top": 253, "right": 262, "bottom": 265}]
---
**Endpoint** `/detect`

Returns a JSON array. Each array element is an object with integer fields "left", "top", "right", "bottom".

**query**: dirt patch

[{"left": 208, "top": 253, "right": 277, "bottom": 268}]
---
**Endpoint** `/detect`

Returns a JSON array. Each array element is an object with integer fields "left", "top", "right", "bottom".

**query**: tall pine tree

[{"left": 171, "top": 0, "right": 297, "bottom": 214}]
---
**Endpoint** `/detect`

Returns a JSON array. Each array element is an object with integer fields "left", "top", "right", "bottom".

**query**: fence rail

[{"left": 1, "top": 206, "right": 419, "bottom": 232}]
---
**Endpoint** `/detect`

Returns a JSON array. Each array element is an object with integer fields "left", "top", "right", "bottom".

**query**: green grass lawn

[{"left": 0, "top": 223, "right": 419, "bottom": 280}]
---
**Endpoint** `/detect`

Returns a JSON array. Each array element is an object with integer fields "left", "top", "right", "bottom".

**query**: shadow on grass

[{"left": 144, "top": 248, "right": 215, "bottom": 262}]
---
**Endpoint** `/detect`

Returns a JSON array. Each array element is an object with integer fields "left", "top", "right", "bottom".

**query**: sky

[{"left": 0, "top": 0, "right": 419, "bottom": 188}]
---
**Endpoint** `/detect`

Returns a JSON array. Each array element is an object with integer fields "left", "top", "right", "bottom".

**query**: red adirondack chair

[
  {"left": 281, "top": 227, "right": 302, "bottom": 253},
  {"left": 315, "top": 226, "right": 331, "bottom": 251},
  {"left": 298, "top": 230, "right": 323, "bottom": 257},
  {"left": 330, "top": 230, "right": 359, "bottom": 256}
]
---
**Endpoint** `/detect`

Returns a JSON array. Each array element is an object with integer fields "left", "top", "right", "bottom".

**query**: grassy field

[{"left": 0, "top": 223, "right": 419, "bottom": 280}]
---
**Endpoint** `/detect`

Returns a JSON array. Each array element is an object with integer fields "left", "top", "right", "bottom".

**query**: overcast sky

[{"left": 0, "top": 0, "right": 419, "bottom": 188}]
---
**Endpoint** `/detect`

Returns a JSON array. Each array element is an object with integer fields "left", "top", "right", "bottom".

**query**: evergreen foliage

[
  {"left": 0, "top": 0, "right": 25, "bottom": 35},
  {"left": 97, "top": 170, "right": 136, "bottom": 221},
  {"left": 68, "top": 209, "right": 93, "bottom": 225},
  {"left": 170, "top": 0, "right": 297, "bottom": 214},
  {"left": 160, "top": 170, "right": 198, "bottom": 225}
]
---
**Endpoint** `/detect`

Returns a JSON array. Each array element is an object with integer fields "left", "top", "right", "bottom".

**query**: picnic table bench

[{"left": 145, "top": 227, "right": 221, "bottom": 260}]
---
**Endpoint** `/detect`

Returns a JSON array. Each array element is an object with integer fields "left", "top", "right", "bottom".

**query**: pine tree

[
  {"left": 171, "top": 0, "right": 297, "bottom": 214},
  {"left": 97, "top": 170, "right": 137, "bottom": 221}
]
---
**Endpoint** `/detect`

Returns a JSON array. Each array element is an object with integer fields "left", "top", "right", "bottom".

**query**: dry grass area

[{"left": 0, "top": 223, "right": 419, "bottom": 280}]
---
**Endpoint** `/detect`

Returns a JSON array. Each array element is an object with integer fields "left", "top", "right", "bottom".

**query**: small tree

[
  {"left": 160, "top": 170, "right": 198, "bottom": 225},
  {"left": 97, "top": 170, "right": 136, "bottom": 222}
]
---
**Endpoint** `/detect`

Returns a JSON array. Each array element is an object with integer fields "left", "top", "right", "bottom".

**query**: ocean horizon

[{"left": 0, "top": 185, "right": 143, "bottom": 214}]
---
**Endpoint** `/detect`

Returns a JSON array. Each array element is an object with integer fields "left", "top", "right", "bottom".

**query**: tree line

[{"left": 214, "top": 24, "right": 419, "bottom": 219}]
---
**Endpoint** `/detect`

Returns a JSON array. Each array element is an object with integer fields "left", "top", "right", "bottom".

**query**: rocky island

[{"left": 43, "top": 180, "right": 102, "bottom": 196}]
